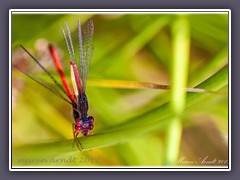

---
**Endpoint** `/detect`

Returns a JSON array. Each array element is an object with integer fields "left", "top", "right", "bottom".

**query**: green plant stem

[
  {"left": 164, "top": 117, "right": 183, "bottom": 165},
  {"left": 164, "top": 17, "right": 190, "bottom": 165}
]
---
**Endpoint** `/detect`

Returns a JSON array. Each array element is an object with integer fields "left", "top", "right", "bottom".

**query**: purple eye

[{"left": 88, "top": 116, "right": 94, "bottom": 124}]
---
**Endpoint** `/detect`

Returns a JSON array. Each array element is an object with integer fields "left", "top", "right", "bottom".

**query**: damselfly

[{"left": 14, "top": 19, "right": 94, "bottom": 150}]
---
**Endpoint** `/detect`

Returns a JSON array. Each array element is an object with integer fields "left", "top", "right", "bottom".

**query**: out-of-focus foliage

[{"left": 12, "top": 13, "right": 229, "bottom": 167}]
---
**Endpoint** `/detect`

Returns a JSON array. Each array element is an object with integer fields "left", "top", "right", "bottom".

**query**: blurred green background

[{"left": 12, "top": 13, "right": 229, "bottom": 167}]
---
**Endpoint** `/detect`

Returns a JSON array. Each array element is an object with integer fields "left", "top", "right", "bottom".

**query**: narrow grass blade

[{"left": 13, "top": 65, "right": 228, "bottom": 154}]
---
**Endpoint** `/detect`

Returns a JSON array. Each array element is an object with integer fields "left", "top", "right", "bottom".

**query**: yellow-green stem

[{"left": 164, "top": 16, "right": 190, "bottom": 165}]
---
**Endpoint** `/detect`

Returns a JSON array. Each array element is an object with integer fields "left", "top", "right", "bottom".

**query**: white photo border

[{"left": 9, "top": 9, "right": 231, "bottom": 171}]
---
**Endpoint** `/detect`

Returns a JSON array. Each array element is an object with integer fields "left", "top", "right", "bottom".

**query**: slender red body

[{"left": 49, "top": 45, "right": 76, "bottom": 104}]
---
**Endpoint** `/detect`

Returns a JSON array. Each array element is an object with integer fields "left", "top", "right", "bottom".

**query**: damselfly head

[{"left": 75, "top": 116, "right": 94, "bottom": 136}]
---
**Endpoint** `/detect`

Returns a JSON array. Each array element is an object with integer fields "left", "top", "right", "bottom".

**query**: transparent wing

[
  {"left": 79, "top": 19, "right": 94, "bottom": 91},
  {"left": 61, "top": 19, "right": 94, "bottom": 92}
]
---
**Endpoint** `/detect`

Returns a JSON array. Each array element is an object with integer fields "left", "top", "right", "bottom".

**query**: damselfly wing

[{"left": 14, "top": 19, "right": 94, "bottom": 151}]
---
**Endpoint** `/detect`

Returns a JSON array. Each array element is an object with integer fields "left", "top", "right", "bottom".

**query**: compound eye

[
  {"left": 89, "top": 124, "right": 94, "bottom": 130},
  {"left": 88, "top": 116, "right": 94, "bottom": 124},
  {"left": 75, "top": 125, "right": 81, "bottom": 133}
]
